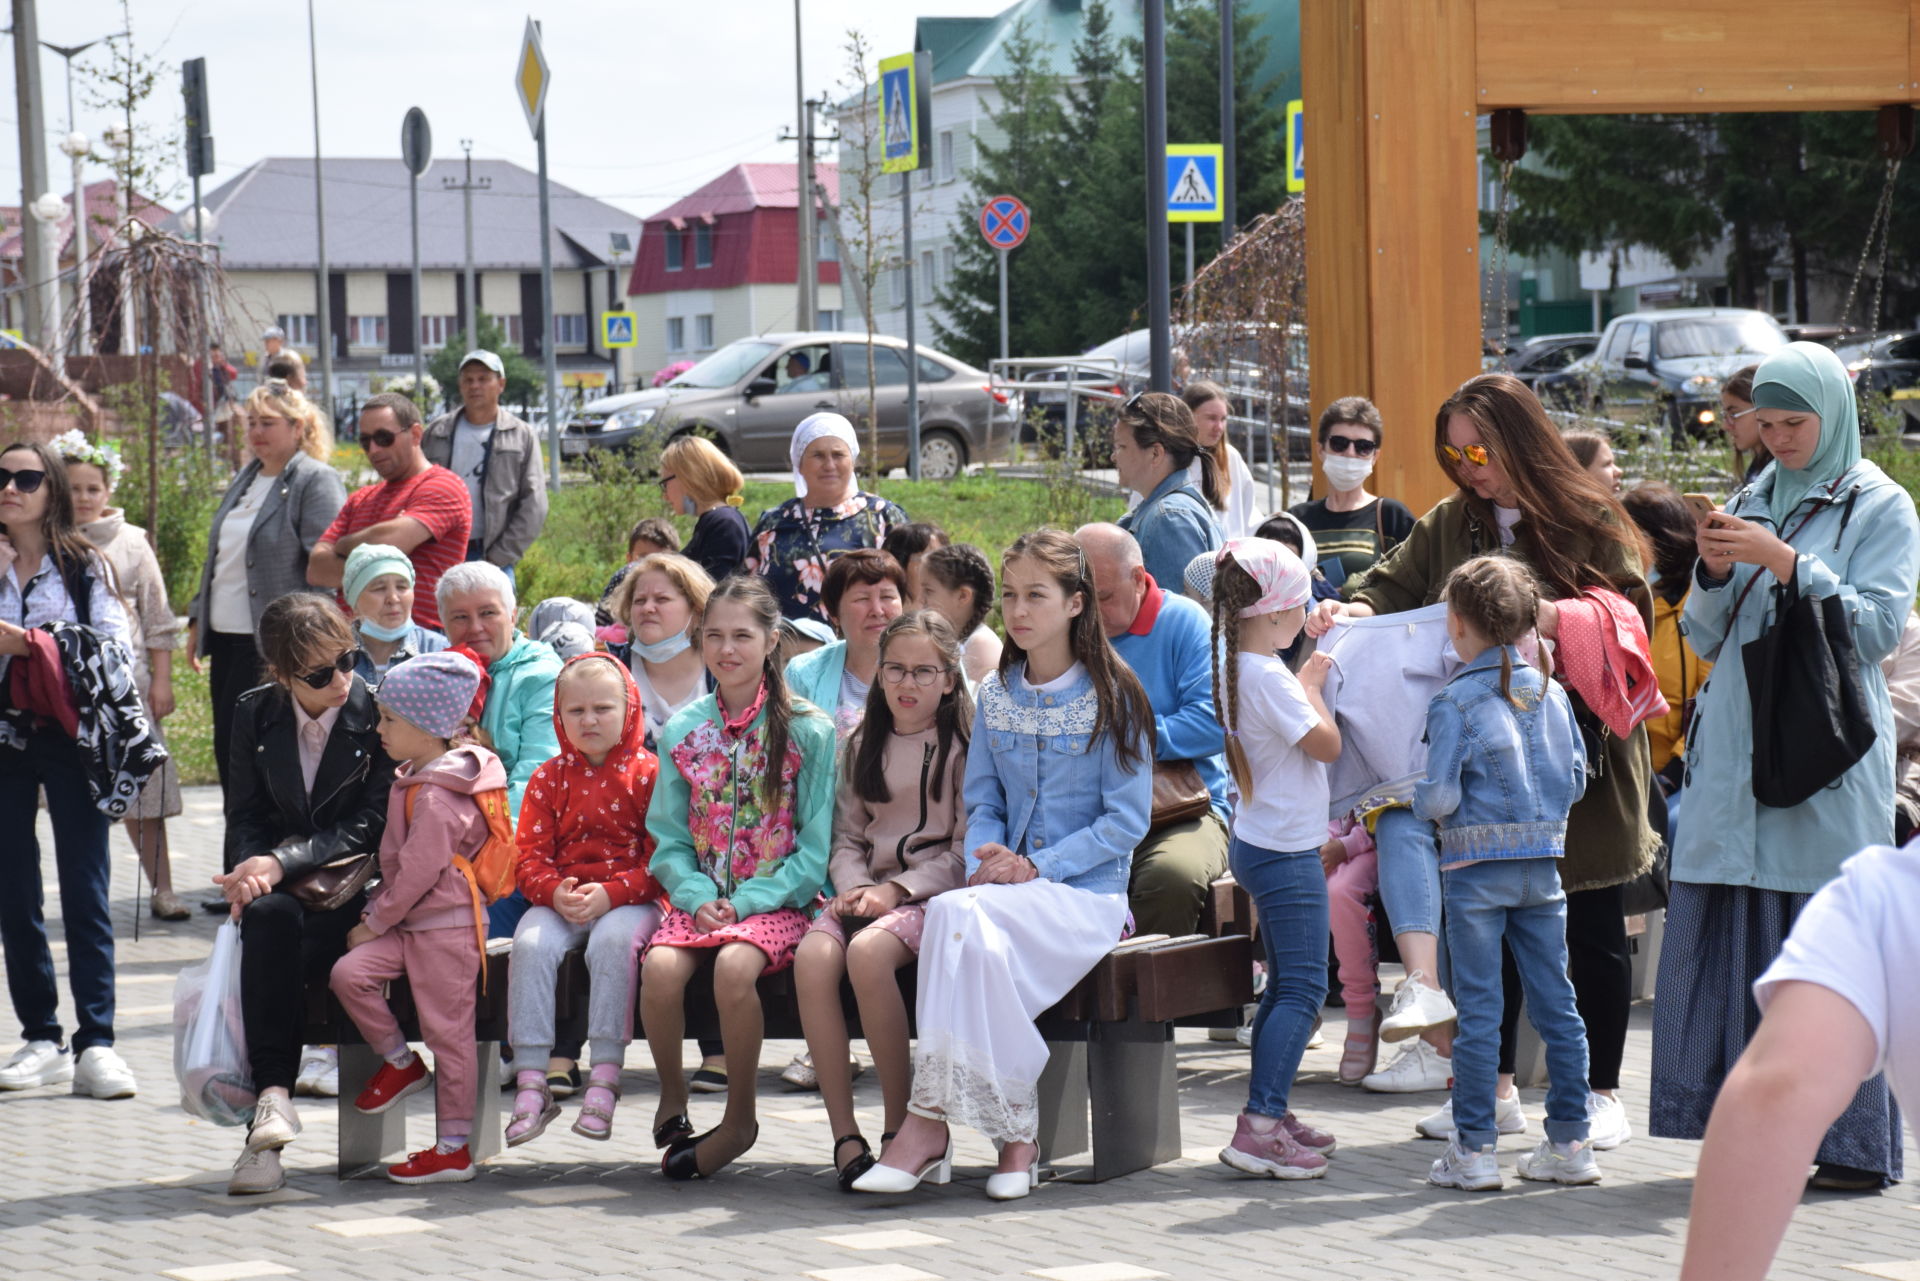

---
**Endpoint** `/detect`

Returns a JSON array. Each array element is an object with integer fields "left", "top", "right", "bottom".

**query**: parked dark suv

[{"left": 1535, "top": 308, "right": 1788, "bottom": 435}]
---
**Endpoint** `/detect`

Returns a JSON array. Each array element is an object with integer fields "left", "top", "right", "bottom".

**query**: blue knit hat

[
  {"left": 377, "top": 651, "right": 483, "bottom": 738},
  {"left": 342, "top": 543, "right": 414, "bottom": 610}
]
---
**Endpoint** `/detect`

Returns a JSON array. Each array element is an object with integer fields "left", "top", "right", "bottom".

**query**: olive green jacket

[{"left": 1349, "top": 493, "right": 1659, "bottom": 893}]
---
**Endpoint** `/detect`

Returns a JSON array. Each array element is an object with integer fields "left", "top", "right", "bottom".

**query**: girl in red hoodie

[{"left": 506, "top": 654, "right": 662, "bottom": 1146}]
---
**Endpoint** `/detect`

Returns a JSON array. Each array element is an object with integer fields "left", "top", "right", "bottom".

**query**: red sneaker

[
  {"left": 386, "top": 1144, "right": 475, "bottom": 1184},
  {"left": 353, "top": 1057, "right": 430, "bottom": 1115}
]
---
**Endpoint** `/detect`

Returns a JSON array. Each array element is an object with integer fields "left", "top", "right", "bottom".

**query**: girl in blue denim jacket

[
  {"left": 1415, "top": 556, "right": 1596, "bottom": 1193},
  {"left": 855, "top": 529, "right": 1153, "bottom": 1201}
]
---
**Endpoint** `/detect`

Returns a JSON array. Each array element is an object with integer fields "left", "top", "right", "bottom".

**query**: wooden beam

[{"left": 1476, "top": 0, "right": 1918, "bottom": 112}]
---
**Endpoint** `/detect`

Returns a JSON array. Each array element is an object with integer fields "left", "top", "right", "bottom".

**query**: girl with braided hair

[{"left": 1207, "top": 538, "right": 1342, "bottom": 1180}]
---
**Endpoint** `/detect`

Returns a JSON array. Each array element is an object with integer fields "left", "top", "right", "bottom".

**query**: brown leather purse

[
  {"left": 1149, "top": 759, "right": 1213, "bottom": 832},
  {"left": 283, "top": 832, "right": 377, "bottom": 913}
]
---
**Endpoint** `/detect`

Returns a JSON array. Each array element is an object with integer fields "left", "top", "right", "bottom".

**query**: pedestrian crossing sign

[
  {"left": 1166, "top": 144, "right": 1224, "bottom": 223},
  {"left": 879, "top": 52, "right": 928, "bottom": 175},
  {"left": 1288, "top": 100, "right": 1305, "bottom": 193},
  {"left": 601, "top": 311, "right": 636, "bottom": 349}
]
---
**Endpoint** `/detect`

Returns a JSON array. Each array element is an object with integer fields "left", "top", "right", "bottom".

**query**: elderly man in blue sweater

[{"left": 1076, "top": 523, "right": 1231, "bottom": 936}]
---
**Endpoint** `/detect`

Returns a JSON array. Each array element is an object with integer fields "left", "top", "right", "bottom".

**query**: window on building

[
  {"left": 694, "top": 314, "right": 715, "bottom": 350},
  {"left": 554, "top": 314, "right": 588, "bottom": 346},
  {"left": 667, "top": 317, "right": 686, "bottom": 352},
  {"left": 419, "top": 314, "right": 458, "bottom": 350},
  {"left": 937, "top": 130, "right": 955, "bottom": 183},
  {"left": 816, "top": 309, "right": 842, "bottom": 332},
  {"left": 921, "top": 250, "right": 936, "bottom": 297},
  {"left": 276, "top": 314, "right": 317, "bottom": 346},
  {"left": 889, "top": 263, "right": 906, "bottom": 309},
  {"left": 665, "top": 231, "right": 684, "bottom": 271},
  {"left": 818, "top": 221, "right": 839, "bottom": 263},
  {"left": 695, "top": 223, "right": 713, "bottom": 269},
  {"left": 349, "top": 316, "right": 386, "bottom": 348},
  {"left": 488, "top": 314, "right": 524, "bottom": 347},
  {"left": 940, "top": 246, "right": 956, "bottom": 287}
]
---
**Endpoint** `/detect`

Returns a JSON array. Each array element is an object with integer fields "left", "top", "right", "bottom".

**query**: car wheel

[{"left": 918, "top": 429, "right": 966, "bottom": 481}]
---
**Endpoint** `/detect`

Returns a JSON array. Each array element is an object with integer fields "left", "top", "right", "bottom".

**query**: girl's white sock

[
  {"left": 386, "top": 1049, "right": 418, "bottom": 1070},
  {"left": 435, "top": 1135, "right": 466, "bottom": 1154}
]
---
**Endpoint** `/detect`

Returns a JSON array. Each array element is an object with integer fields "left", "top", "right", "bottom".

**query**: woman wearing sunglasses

[
  {"left": 186, "top": 380, "right": 345, "bottom": 797},
  {"left": 1306, "top": 374, "right": 1656, "bottom": 1152},
  {"left": 1290, "top": 397, "right": 1416, "bottom": 591},
  {"left": 1718, "top": 364, "right": 1771, "bottom": 486},
  {"left": 0, "top": 440, "right": 141, "bottom": 1101},
  {"left": 212, "top": 592, "right": 396, "bottom": 1195}
]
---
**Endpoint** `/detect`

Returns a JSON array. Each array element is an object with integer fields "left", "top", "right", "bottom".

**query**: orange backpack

[{"left": 405, "top": 784, "right": 518, "bottom": 982}]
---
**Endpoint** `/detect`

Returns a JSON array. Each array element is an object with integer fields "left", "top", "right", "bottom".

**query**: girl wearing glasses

[
  {"left": 0, "top": 440, "right": 140, "bottom": 1103},
  {"left": 1307, "top": 374, "right": 1655, "bottom": 1156},
  {"left": 212, "top": 592, "right": 396, "bottom": 1195},
  {"left": 796, "top": 610, "right": 973, "bottom": 1191},
  {"left": 1718, "top": 364, "right": 1771, "bottom": 486},
  {"left": 1290, "top": 397, "right": 1416, "bottom": 589}
]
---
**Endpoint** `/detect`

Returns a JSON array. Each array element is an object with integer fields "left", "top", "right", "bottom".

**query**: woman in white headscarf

[{"left": 745, "top": 413, "right": 909, "bottom": 622}]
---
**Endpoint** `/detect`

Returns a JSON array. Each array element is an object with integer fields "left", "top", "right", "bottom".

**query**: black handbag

[{"left": 1741, "top": 569, "right": 1877, "bottom": 809}]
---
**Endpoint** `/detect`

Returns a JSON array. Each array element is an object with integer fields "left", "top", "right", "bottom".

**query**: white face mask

[{"left": 1322, "top": 453, "right": 1375, "bottom": 492}]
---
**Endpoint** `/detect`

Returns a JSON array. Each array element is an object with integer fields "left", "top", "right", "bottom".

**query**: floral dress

[
  {"left": 746, "top": 491, "right": 909, "bottom": 622},
  {"left": 643, "top": 682, "right": 837, "bottom": 972}
]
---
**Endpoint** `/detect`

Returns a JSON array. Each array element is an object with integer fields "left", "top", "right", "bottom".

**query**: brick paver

[{"left": 5, "top": 788, "right": 1916, "bottom": 1280}]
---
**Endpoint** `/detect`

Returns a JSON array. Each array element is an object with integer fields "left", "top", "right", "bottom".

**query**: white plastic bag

[{"left": 172, "top": 920, "right": 256, "bottom": 1125}]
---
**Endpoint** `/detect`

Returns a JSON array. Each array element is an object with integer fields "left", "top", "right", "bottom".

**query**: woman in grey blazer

[{"left": 186, "top": 381, "right": 345, "bottom": 795}]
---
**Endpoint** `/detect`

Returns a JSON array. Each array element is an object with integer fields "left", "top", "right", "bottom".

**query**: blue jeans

[
  {"left": 0, "top": 737, "right": 115, "bottom": 1052},
  {"left": 1442, "top": 857, "right": 1590, "bottom": 1151},
  {"left": 1229, "top": 837, "right": 1328, "bottom": 1119},
  {"left": 1375, "top": 806, "right": 1442, "bottom": 938}
]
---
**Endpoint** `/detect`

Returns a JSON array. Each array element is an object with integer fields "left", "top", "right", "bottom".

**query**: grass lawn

[{"left": 168, "top": 665, "right": 218, "bottom": 787}]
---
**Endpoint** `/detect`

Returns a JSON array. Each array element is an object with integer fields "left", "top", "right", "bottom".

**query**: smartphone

[{"left": 1682, "top": 493, "right": 1719, "bottom": 521}]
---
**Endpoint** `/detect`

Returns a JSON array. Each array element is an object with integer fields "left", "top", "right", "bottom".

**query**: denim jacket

[
  {"left": 964, "top": 663, "right": 1152, "bottom": 896},
  {"left": 1413, "top": 646, "right": 1587, "bottom": 862},
  {"left": 1117, "top": 469, "right": 1223, "bottom": 594}
]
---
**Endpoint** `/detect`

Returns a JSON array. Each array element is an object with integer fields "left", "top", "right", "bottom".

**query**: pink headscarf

[{"left": 1218, "top": 538, "right": 1311, "bottom": 618}]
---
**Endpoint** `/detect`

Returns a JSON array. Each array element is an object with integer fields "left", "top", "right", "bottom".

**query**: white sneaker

[
  {"left": 1584, "top": 1092, "right": 1632, "bottom": 1150},
  {"left": 0, "top": 1040, "right": 72, "bottom": 1090},
  {"left": 245, "top": 1091, "right": 302, "bottom": 1154},
  {"left": 295, "top": 1047, "right": 339, "bottom": 1098},
  {"left": 228, "top": 1145, "right": 286, "bottom": 1196},
  {"left": 1416, "top": 1090, "right": 1530, "bottom": 1140},
  {"left": 71, "top": 1046, "right": 137, "bottom": 1099},
  {"left": 1429, "top": 1139, "right": 1503, "bottom": 1191},
  {"left": 1380, "top": 971, "right": 1458, "bottom": 1043},
  {"left": 1517, "top": 1137, "right": 1603, "bottom": 1185},
  {"left": 1361, "top": 1039, "right": 1452, "bottom": 1093}
]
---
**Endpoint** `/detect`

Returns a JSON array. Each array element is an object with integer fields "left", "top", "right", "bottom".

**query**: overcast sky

[{"left": 4, "top": 0, "right": 1012, "bottom": 222}]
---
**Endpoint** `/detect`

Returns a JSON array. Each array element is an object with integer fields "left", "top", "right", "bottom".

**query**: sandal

[
  {"left": 1338, "top": 1009, "right": 1383, "bottom": 1086},
  {"left": 834, "top": 1133, "right": 875, "bottom": 1193},
  {"left": 506, "top": 1079, "right": 561, "bottom": 1147},
  {"left": 572, "top": 1077, "right": 620, "bottom": 1141},
  {"left": 653, "top": 1111, "right": 694, "bottom": 1149}
]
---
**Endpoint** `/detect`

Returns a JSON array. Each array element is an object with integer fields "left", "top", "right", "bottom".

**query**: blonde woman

[
  {"left": 659, "top": 434, "right": 750, "bottom": 584},
  {"left": 186, "top": 380, "right": 346, "bottom": 795}
]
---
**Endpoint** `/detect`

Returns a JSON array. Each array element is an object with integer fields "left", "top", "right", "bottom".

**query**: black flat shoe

[
  {"left": 1811, "top": 1161, "right": 1886, "bottom": 1192},
  {"left": 545, "top": 1065, "right": 583, "bottom": 1098},
  {"left": 653, "top": 1113, "right": 694, "bottom": 1150},
  {"left": 662, "top": 1124, "right": 758, "bottom": 1181},
  {"left": 834, "top": 1133, "right": 875, "bottom": 1193}
]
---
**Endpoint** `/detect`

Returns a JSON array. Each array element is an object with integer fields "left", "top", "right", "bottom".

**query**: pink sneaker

[
  {"left": 1218, "top": 1111, "right": 1328, "bottom": 1180},
  {"left": 1282, "top": 1111, "right": 1337, "bottom": 1156}
]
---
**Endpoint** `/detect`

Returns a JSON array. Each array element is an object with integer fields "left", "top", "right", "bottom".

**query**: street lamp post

[
  {"left": 29, "top": 192, "right": 64, "bottom": 346},
  {"left": 44, "top": 34, "right": 119, "bottom": 354}
]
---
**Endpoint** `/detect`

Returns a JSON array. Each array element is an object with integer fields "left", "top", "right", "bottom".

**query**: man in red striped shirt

[{"left": 308, "top": 393, "right": 471, "bottom": 631}]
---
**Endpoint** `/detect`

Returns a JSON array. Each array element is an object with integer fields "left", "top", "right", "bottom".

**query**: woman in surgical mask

[
  {"left": 608, "top": 552, "right": 717, "bottom": 752},
  {"left": 1289, "top": 396, "right": 1418, "bottom": 591},
  {"left": 1180, "top": 381, "right": 1265, "bottom": 538},
  {"left": 341, "top": 543, "right": 447, "bottom": 687}
]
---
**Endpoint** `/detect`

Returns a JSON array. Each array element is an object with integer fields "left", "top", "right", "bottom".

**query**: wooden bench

[{"left": 303, "top": 878, "right": 1255, "bottom": 1182}]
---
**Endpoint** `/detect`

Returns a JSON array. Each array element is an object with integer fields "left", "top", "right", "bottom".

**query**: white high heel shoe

[
  {"left": 851, "top": 1139, "right": 953, "bottom": 1193},
  {"left": 985, "top": 1157, "right": 1039, "bottom": 1201}
]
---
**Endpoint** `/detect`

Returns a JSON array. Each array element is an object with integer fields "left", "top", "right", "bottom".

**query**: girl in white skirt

[{"left": 854, "top": 529, "right": 1153, "bottom": 1201}]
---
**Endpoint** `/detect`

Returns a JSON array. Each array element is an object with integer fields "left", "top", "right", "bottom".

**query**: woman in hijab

[
  {"left": 745, "top": 413, "right": 910, "bottom": 623},
  {"left": 1652, "top": 341, "right": 1920, "bottom": 1191}
]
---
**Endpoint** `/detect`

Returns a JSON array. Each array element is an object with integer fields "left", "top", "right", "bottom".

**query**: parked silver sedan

[{"left": 563, "top": 332, "right": 1018, "bottom": 479}]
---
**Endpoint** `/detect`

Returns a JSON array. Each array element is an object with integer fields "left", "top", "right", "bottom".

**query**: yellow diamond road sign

[{"left": 516, "top": 17, "right": 550, "bottom": 138}]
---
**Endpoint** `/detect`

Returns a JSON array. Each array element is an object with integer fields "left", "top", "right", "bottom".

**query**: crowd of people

[{"left": 0, "top": 342, "right": 1915, "bottom": 1273}]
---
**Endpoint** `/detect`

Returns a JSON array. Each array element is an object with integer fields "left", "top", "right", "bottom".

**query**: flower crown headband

[{"left": 51, "top": 428, "right": 124, "bottom": 489}]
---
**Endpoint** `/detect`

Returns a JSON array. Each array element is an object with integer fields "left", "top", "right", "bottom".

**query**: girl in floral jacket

[{"left": 642, "top": 575, "right": 837, "bottom": 1180}]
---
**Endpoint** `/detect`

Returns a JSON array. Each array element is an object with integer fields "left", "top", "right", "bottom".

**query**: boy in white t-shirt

[{"left": 1681, "top": 842, "right": 1918, "bottom": 1280}]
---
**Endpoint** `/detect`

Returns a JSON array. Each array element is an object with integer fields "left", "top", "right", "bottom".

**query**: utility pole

[
  {"left": 1144, "top": 0, "right": 1171, "bottom": 392},
  {"left": 12, "top": 0, "right": 50, "bottom": 350},
  {"left": 306, "top": 0, "right": 334, "bottom": 414},
  {"left": 1220, "top": 0, "right": 1236, "bottom": 242},
  {"left": 792, "top": 0, "right": 816, "bottom": 330},
  {"left": 444, "top": 140, "right": 490, "bottom": 337}
]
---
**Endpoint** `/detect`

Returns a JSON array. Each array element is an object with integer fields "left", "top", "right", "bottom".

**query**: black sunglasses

[
  {"left": 362, "top": 429, "right": 403, "bottom": 449},
  {"left": 0, "top": 467, "right": 47, "bottom": 495},
  {"left": 295, "top": 649, "right": 358, "bottom": 690},
  {"left": 1322, "top": 435, "right": 1379, "bottom": 457}
]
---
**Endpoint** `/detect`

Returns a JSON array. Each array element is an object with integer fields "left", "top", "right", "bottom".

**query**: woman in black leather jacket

[{"left": 211, "top": 592, "right": 395, "bottom": 1195}]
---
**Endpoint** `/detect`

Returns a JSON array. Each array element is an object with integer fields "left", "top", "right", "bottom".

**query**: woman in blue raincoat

[{"left": 1651, "top": 341, "right": 1920, "bottom": 1189}]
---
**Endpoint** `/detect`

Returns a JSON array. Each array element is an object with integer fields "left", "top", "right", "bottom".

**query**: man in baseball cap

[
  {"left": 421, "top": 349, "right": 547, "bottom": 580},
  {"left": 259, "top": 325, "right": 305, "bottom": 385}
]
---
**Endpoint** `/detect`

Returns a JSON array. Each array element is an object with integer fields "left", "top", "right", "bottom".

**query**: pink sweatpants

[
  {"left": 330, "top": 925, "right": 480, "bottom": 1139},
  {"left": 1325, "top": 848, "right": 1380, "bottom": 1024}
]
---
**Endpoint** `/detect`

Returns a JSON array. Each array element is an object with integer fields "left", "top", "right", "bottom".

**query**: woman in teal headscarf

[{"left": 1651, "top": 341, "right": 1919, "bottom": 1188}]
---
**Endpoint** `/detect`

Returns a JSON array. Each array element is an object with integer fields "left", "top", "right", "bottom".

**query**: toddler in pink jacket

[{"left": 330, "top": 652, "right": 505, "bottom": 1185}]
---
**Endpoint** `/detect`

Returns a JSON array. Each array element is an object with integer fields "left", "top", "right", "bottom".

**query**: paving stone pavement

[{"left": 4, "top": 787, "right": 1917, "bottom": 1280}]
